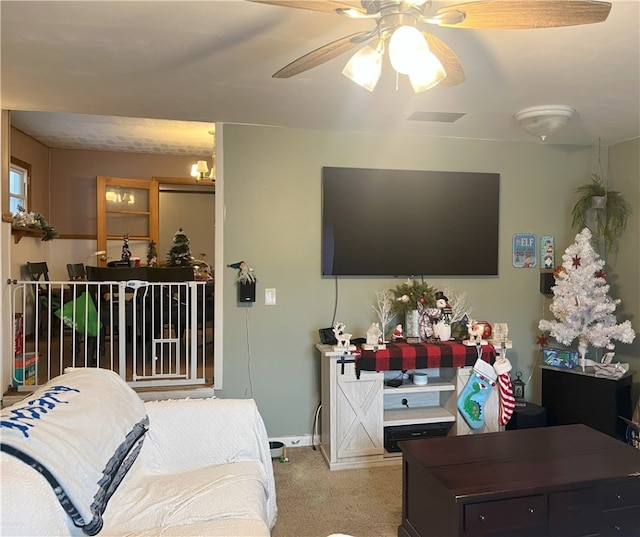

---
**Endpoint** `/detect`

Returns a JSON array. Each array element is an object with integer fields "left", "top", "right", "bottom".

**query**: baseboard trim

[{"left": 268, "top": 434, "right": 315, "bottom": 448}]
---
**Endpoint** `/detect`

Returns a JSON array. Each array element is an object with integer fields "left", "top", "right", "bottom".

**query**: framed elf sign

[{"left": 512, "top": 233, "right": 537, "bottom": 268}]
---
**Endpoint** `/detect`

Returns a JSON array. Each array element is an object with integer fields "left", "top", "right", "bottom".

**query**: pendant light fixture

[{"left": 191, "top": 130, "right": 216, "bottom": 182}]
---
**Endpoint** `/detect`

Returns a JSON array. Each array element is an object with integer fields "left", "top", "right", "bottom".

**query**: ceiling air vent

[{"left": 407, "top": 111, "right": 465, "bottom": 123}]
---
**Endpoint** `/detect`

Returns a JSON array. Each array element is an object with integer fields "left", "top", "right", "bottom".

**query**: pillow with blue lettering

[{"left": 1, "top": 368, "right": 148, "bottom": 535}]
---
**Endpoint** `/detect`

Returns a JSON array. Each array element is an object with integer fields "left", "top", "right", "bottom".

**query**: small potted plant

[{"left": 571, "top": 174, "right": 630, "bottom": 256}]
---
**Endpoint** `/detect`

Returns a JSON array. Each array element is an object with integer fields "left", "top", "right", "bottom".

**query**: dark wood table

[{"left": 398, "top": 424, "right": 640, "bottom": 537}]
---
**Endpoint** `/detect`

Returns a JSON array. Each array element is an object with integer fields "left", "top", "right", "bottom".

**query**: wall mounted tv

[{"left": 322, "top": 167, "right": 500, "bottom": 277}]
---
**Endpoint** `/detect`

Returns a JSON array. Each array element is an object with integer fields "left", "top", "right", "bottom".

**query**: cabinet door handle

[
  {"left": 528, "top": 508, "right": 535, "bottom": 514},
  {"left": 478, "top": 515, "right": 486, "bottom": 522}
]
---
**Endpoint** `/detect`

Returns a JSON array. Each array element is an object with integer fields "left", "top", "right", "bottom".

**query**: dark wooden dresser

[
  {"left": 541, "top": 365, "right": 633, "bottom": 439},
  {"left": 398, "top": 425, "right": 640, "bottom": 537}
]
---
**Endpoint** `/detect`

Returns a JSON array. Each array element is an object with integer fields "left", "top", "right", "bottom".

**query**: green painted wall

[
  {"left": 609, "top": 138, "right": 640, "bottom": 405},
  {"left": 217, "top": 124, "right": 640, "bottom": 438}
]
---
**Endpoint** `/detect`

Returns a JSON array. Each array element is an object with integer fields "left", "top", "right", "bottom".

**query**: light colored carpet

[{"left": 271, "top": 446, "right": 402, "bottom": 537}]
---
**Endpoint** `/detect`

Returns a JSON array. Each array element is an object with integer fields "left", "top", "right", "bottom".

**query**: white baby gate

[{"left": 9, "top": 279, "right": 212, "bottom": 390}]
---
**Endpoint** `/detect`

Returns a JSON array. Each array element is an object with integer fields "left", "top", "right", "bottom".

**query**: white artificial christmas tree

[{"left": 539, "top": 228, "right": 635, "bottom": 369}]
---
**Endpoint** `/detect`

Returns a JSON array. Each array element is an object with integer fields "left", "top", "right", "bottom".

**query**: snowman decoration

[{"left": 433, "top": 291, "right": 453, "bottom": 342}]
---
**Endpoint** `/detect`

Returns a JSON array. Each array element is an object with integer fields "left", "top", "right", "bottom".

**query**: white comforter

[{"left": 1, "top": 372, "right": 276, "bottom": 537}]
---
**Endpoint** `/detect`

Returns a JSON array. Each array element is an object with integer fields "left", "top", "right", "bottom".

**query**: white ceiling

[{"left": 2, "top": 0, "right": 639, "bottom": 157}]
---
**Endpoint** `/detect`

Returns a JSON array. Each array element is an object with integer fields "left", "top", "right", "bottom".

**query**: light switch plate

[{"left": 265, "top": 288, "right": 276, "bottom": 306}]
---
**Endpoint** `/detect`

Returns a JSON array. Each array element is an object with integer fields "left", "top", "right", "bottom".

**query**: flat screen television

[{"left": 322, "top": 167, "right": 500, "bottom": 276}]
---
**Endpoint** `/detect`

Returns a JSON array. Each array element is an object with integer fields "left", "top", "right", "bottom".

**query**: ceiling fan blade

[
  {"left": 273, "top": 32, "right": 370, "bottom": 78},
  {"left": 423, "top": 33, "right": 465, "bottom": 87},
  {"left": 436, "top": 0, "right": 611, "bottom": 29},
  {"left": 249, "top": 0, "right": 366, "bottom": 15}
]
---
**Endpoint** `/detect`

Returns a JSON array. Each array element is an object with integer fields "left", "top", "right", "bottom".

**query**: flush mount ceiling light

[
  {"left": 191, "top": 130, "right": 216, "bottom": 182},
  {"left": 514, "top": 105, "right": 576, "bottom": 142}
]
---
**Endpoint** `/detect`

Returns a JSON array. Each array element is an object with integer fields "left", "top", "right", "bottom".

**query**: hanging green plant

[{"left": 570, "top": 174, "right": 630, "bottom": 256}]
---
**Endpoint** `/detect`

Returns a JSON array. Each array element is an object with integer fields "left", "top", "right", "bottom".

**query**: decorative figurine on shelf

[
  {"left": 469, "top": 323, "right": 484, "bottom": 342},
  {"left": 464, "top": 319, "right": 492, "bottom": 346},
  {"left": 363, "top": 322, "right": 386, "bottom": 351},
  {"left": 332, "top": 322, "right": 355, "bottom": 352},
  {"left": 435, "top": 292, "right": 453, "bottom": 322},
  {"left": 433, "top": 291, "right": 453, "bottom": 341},
  {"left": 417, "top": 303, "right": 439, "bottom": 342},
  {"left": 146, "top": 240, "right": 158, "bottom": 267},
  {"left": 366, "top": 323, "right": 382, "bottom": 345},
  {"left": 121, "top": 233, "right": 132, "bottom": 264},
  {"left": 489, "top": 322, "right": 513, "bottom": 349},
  {"left": 392, "top": 324, "right": 403, "bottom": 341},
  {"left": 512, "top": 371, "right": 526, "bottom": 406}
]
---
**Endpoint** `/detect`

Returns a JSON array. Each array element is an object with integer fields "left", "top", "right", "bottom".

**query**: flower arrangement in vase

[
  {"left": 390, "top": 279, "right": 436, "bottom": 315},
  {"left": 390, "top": 279, "right": 437, "bottom": 339}
]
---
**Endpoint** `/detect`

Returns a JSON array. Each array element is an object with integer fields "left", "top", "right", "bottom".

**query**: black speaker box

[
  {"left": 318, "top": 328, "right": 337, "bottom": 345},
  {"left": 506, "top": 402, "right": 548, "bottom": 430},
  {"left": 540, "top": 272, "right": 555, "bottom": 296},
  {"left": 239, "top": 282, "right": 256, "bottom": 303}
]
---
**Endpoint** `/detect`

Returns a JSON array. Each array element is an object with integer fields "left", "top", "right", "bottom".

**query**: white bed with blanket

[{"left": 1, "top": 368, "right": 276, "bottom": 536}]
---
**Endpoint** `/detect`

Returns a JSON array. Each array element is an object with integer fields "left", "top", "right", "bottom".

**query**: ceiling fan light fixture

[
  {"left": 514, "top": 105, "right": 576, "bottom": 142},
  {"left": 408, "top": 50, "right": 446, "bottom": 92},
  {"left": 388, "top": 25, "right": 428, "bottom": 75},
  {"left": 342, "top": 44, "right": 383, "bottom": 92}
]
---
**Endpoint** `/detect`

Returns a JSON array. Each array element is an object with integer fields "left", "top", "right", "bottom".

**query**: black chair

[
  {"left": 27, "top": 261, "right": 62, "bottom": 335},
  {"left": 86, "top": 266, "right": 167, "bottom": 362},
  {"left": 66, "top": 263, "right": 87, "bottom": 281},
  {"left": 146, "top": 267, "right": 195, "bottom": 343},
  {"left": 85, "top": 265, "right": 142, "bottom": 361}
]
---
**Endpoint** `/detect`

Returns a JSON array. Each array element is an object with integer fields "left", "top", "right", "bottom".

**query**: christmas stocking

[
  {"left": 457, "top": 358, "right": 497, "bottom": 429},
  {"left": 493, "top": 356, "right": 516, "bottom": 426}
]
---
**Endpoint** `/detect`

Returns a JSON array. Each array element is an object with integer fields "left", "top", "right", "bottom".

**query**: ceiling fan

[{"left": 250, "top": 0, "right": 612, "bottom": 92}]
